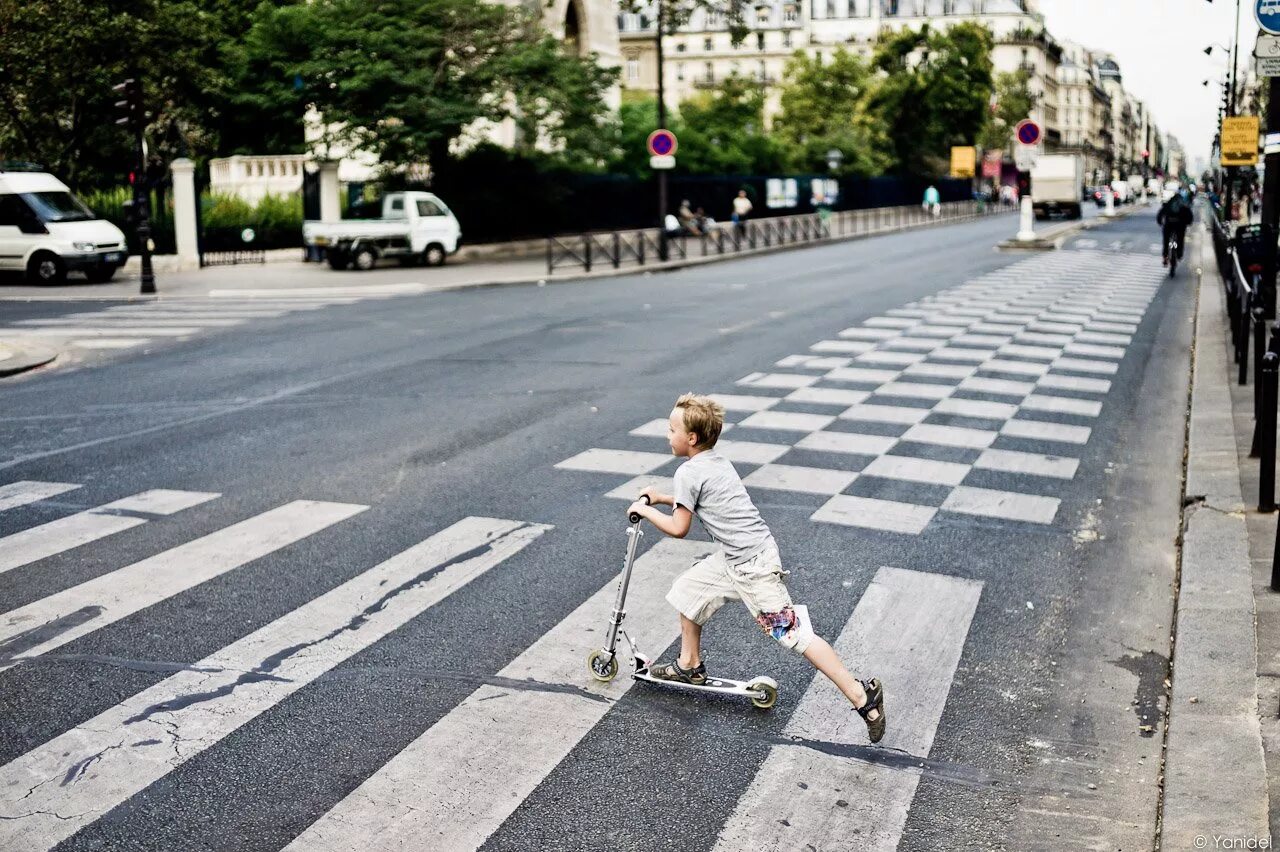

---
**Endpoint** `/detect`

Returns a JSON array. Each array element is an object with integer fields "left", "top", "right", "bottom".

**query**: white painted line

[
  {"left": 810, "top": 340, "right": 876, "bottom": 354},
  {"left": 744, "top": 464, "right": 859, "bottom": 495},
  {"left": 839, "top": 403, "right": 930, "bottom": 425},
  {"left": 1037, "top": 374, "right": 1111, "bottom": 394},
  {"left": 555, "top": 449, "right": 673, "bottom": 475},
  {"left": 874, "top": 382, "right": 954, "bottom": 401},
  {"left": 903, "top": 325, "right": 963, "bottom": 338},
  {"left": 969, "top": 323, "right": 1024, "bottom": 335},
  {"left": 737, "top": 372, "right": 821, "bottom": 390},
  {"left": 775, "top": 355, "right": 851, "bottom": 370},
  {"left": 885, "top": 337, "right": 944, "bottom": 352},
  {"left": 98, "top": 309, "right": 285, "bottom": 318},
  {"left": 1000, "top": 419, "right": 1092, "bottom": 445},
  {"left": 713, "top": 567, "right": 982, "bottom": 852},
  {"left": 797, "top": 431, "right": 898, "bottom": 456},
  {"left": 1064, "top": 343, "right": 1125, "bottom": 360},
  {"left": 826, "top": 367, "right": 901, "bottom": 385},
  {"left": 70, "top": 339, "right": 152, "bottom": 349},
  {"left": 1021, "top": 394, "right": 1102, "bottom": 417},
  {"left": 709, "top": 394, "right": 781, "bottom": 412},
  {"left": 980, "top": 359, "right": 1050, "bottom": 377},
  {"left": 811, "top": 495, "right": 936, "bottom": 535},
  {"left": 208, "top": 284, "right": 428, "bottom": 297},
  {"left": 958, "top": 376, "right": 1035, "bottom": 397},
  {"left": 0, "top": 501, "right": 367, "bottom": 665},
  {"left": 951, "top": 334, "right": 1011, "bottom": 347},
  {"left": 15, "top": 317, "right": 243, "bottom": 328},
  {"left": 861, "top": 455, "right": 970, "bottom": 486},
  {"left": 838, "top": 327, "right": 899, "bottom": 341},
  {"left": 0, "top": 490, "right": 219, "bottom": 577},
  {"left": 784, "top": 387, "right": 870, "bottom": 407},
  {"left": 899, "top": 423, "right": 996, "bottom": 449},
  {"left": 0, "top": 517, "right": 549, "bottom": 851},
  {"left": 628, "top": 419, "right": 670, "bottom": 438},
  {"left": 0, "top": 481, "right": 79, "bottom": 513},
  {"left": 942, "top": 485, "right": 1059, "bottom": 524},
  {"left": 1051, "top": 357, "right": 1119, "bottom": 376},
  {"left": 974, "top": 448, "right": 1078, "bottom": 480},
  {"left": 998, "top": 344, "right": 1062, "bottom": 362},
  {"left": 864, "top": 317, "right": 918, "bottom": 329},
  {"left": 1028, "top": 322, "right": 1080, "bottom": 335},
  {"left": 856, "top": 351, "right": 925, "bottom": 366},
  {"left": 1086, "top": 321, "right": 1137, "bottom": 334},
  {"left": 604, "top": 474, "right": 673, "bottom": 500},
  {"left": 933, "top": 398, "right": 1018, "bottom": 420},
  {"left": 283, "top": 538, "right": 712, "bottom": 852},
  {"left": 930, "top": 347, "right": 994, "bottom": 364},
  {"left": 1039, "top": 312, "right": 1091, "bottom": 325},
  {"left": 1074, "top": 331, "right": 1132, "bottom": 346},
  {"left": 715, "top": 440, "right": 791, "bottom": 465},
  {"left": 1015, "top": 332, "right": 1073, "bottom": 346},
  {"left": 902, "top": 362, "right": 975, "bottom": 380},
  {"left": 738, "top": 411, "right": 835, "bottom": 432},
  {"left": 0, "top": 327, "right": 203, "bottom": 337}
]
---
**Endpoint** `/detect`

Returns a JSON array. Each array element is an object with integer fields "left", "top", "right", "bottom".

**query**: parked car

[
  {"left": 1090, "top": 186, "right": 1117, "bottom": 207},
  {"left": 1110, "top": 180, "right": 1132, "bottom": 205},
  {"left": 303, "top": 191, "right": 462, "bottom": 270},
  {"left": 0, "top": 167, "right": 128, "bottom": 284}
]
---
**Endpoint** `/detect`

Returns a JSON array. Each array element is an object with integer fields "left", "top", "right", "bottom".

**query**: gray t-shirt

[{"left": 673, "top": 450, "right": 771, "bottom": 563}]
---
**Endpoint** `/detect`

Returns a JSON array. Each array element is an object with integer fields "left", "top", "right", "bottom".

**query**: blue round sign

[
  {"left": 647, "top": 129, "right": 678, "bottom": 157},
  {"left": 1258, "top": 0, "right": 1280, "bottom": 35},
  {"left": 1015, "top": 120, "right": 1041, "bottom": 146}
]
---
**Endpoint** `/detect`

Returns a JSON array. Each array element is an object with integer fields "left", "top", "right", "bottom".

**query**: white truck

[
  {"left": 1030, "top": 155, "right": 1085, "bottom": 220},
  {"left": 303, "top": 191, "right": 461, "bottom": 270},
  {"left": 0, "top": 168, "right": 128, "bottom": 284}
]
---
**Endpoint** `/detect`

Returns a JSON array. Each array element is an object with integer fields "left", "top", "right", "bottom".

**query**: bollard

[
  {"left": 1016, "top": 196, "right": 1036, "bottom": 241},
  {"left": 1261, "top": 349, "right": 1279, "bottom": 513},
  {"left": 1240, "top": 297, "right": 1252, "bottom": 385}
]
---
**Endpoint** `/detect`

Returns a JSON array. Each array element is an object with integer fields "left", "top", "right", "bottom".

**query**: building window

[
  {"left": 783, "top": 30, "right": 792, "bottom": 46},
  {"left": 757, "top": 32, "right": 765, "bottom": 50},
  {"left": 705, "top": 61, "right": 714, "bottom": 82},
  {"left": 706, "top": 11, "right": 720, "bottom": 26},
  {"left": 759, "top": 60, "right": 768, "bottom": 80},
  {"left": 826, "top": 0, "right": 837, "bottom": 17},
  {"left": 676, "top": 63, "right": 684, "bottom": 81},
  {"left": 676, "top": 42, "right": 686, "bottom": 52},
  {"left": 626, "top": 57, "right": 640, "bottom": 81},
  {"left": 756, "top": 5, "right": 770, "bottom": 23},
  {"left": 783, "top": 3, "right": 798, "bottom": 21},
  {"left": 704, "top": 36, "right": 713, "bottom": 50}
]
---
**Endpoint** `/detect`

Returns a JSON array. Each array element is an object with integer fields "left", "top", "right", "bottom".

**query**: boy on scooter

[{"left": 626, "top": 393, "right": 886, "bottom": 743}]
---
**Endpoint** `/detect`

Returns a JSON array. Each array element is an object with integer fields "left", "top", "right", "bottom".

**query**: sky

[{"left": 1038, "top": 0, "right": 1258, "bottom": 172}]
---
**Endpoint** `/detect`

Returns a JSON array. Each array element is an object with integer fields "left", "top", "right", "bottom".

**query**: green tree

[
  {"left": 772, "top": 49, "right": 891, "bottom": 176},
  {"left": 674, "top": 76, "right": 785, "bottom": 174},
  {"left": 0, "top": 0, "right": 300, "bottom": 189},
  {"left": 867, "top": 22, "right": 994, "bottom": 175},
  {"left": 231, "top": 0, "right": 617, "bottom": 183},
  {"left": 978, "top": 69, "right": 1036, "bottom": 154}
]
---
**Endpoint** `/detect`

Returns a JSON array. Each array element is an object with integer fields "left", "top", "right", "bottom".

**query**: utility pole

[
  {"left": 655, "top": 0, "right": 669, "bottom": 261},
  {"left": 1224, "top": 0, "right": 1242, "bottom": 223},
  {"left": 113, "top": 77, "right": 156, "bottom": 294},
  {"left": 1261, "top": 78, "right": 1280, "bottom": 321}
]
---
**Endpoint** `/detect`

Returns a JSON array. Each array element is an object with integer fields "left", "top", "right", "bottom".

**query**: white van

[
  {"left": 0, "top": 169, "right": 128, "bottom": 284},
  {"left": 302, "top": 192, "right": 461, "bottom": 270}
]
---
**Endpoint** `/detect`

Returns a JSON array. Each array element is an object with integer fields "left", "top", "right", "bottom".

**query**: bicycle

[{"left": 1166, "top": 232, "right": 1179, "bottom": 278}]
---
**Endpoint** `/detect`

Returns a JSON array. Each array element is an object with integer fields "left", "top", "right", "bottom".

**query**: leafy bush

[{"left": 81, "top": 188, "right": 303, "bottom": 253}]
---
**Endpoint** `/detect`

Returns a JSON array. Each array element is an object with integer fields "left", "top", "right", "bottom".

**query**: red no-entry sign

[{"left": 647, "top": 129, "right": 678, "bottom": 157}]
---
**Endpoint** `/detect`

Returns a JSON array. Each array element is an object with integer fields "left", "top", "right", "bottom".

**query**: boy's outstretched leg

[{"left": 802, "top": 635, "right": 887, "bottom": 743}]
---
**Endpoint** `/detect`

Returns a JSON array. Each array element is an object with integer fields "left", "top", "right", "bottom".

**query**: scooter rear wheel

[
  {"left": 587, "top": 649, "right": 619, "bottom": 682},
  {"left": 748, "top": 678, "right": 779, "bottom": 709}
]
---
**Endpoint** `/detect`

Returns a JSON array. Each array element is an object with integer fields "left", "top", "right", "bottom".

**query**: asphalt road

[{"left": 0, "top": 207, "right": 1193, "bottom": 851}]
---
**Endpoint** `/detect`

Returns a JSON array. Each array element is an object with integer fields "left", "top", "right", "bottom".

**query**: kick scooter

[{"left": 585, "top": 495, "right": 780, "bottom": 709}]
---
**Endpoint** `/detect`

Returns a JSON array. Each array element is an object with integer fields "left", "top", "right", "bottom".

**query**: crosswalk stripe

[
  {"left": 69, "top": 339, "right": 152, "bottom": 349},
  {"left": 0, "top": 327, "right": 203, "bottom": 337},
  {"left": 15, "top": 318, "right": 244, "bottom": 328},
  {"left": 282, "top": 537, "right": 713, "bottom": 852},
  {"left": 0, "top": 481, "right": 80, "bottom": 512},
  {"left": 207, "top": 285, "right": 427, "bottom": 298},
  {"left": 712, "top": 567, "right": 983, "bottom": 852},
  {"left": 0, "top": 500, "right": 366, "bottom": 667},
  {"left": 0, "top": 516, "right": 549, "bottom": 850},
  {"left": 0, "top": 490, "right": 219, "bottom": 576}
]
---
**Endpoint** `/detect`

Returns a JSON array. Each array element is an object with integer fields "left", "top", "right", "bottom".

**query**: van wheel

[
  {"left": 423, "top": 243, "right": 447, "bottom": 267},
  {"left": 352, "top": 247, "right": 378, "bottom": 271},
  {"left": 28, "top": 253, "right": 66, "bottom": 285}
]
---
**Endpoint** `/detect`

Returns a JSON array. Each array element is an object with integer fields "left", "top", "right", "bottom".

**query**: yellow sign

[
  {"left": 950, "top": 146, "right": 977, "bottom": 178},
  {"left": 1221, "top": 116, "right": 1260, "bottom": 166}
]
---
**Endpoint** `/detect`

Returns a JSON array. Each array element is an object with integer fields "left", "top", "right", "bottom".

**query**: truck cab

[
  {"left": 302, "top": 191, "right": 462, "bottom": 270},
  {"left": 0, "top": 168, "right": 128, "bottom": 284}
]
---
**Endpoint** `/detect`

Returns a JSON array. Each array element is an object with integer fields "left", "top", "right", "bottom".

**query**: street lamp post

[
  {"left": 655, "top": 0, "right": 668, "bottom": 261},
  {"left": 1207, "top": 0, "right": 1241, "bottom": 220}
]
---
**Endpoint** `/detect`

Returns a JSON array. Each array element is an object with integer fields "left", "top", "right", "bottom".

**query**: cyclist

[{"left": 1157, "top": 188, "right": 1193, "bottom": 267}]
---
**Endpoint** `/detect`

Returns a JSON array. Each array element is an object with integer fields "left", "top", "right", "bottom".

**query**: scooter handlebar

[{"left": 628, "top": 493, "right": 652, "bottom": 524}]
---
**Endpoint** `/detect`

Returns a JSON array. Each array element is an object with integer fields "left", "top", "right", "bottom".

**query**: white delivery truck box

[{"left": 1030, "top": 155, "right": 1085, "bottom": 220}]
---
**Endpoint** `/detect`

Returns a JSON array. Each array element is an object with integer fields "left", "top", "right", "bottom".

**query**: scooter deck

[{"left": 633, "top": 669, "right": 772, "bottom": 699}]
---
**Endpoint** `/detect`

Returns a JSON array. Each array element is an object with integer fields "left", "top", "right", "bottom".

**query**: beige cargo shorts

[{"left": 666, "top": 537, "right": 813, "bottom": 653}]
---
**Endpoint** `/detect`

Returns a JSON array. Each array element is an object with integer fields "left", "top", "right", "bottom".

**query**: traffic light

[{"left": 112, "top": 78, "right": 143, "bottom": 133}]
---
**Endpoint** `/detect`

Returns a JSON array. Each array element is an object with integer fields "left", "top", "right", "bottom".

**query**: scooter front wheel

[
  {"left": 748, "top": 678, "right": 779, "bottom": 710},
  {"left": 587, "top": 649, "right": 619, "bottom": 682}
]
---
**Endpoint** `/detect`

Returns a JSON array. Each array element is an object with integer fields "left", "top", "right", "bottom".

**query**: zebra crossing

[
  {"left": 0, "top": 283, "right": 433, "bottom": 355},
  {"left": 557, "top": 250, "right": 1168, "bottom": 536},
  {"left": 0, "top": 477, "right": 984, "bottom": 850}
]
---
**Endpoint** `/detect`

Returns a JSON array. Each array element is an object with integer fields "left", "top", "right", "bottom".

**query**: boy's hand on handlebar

[
  {"left": 638, "top": 486, "right": 665, "bottom": 505},
  {"left": 627, "top": 500, "right": 652, "bottom": 521}
]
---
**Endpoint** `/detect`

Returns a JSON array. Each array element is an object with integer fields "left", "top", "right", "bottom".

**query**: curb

[
  {"left": 995, "top": 204, "right": 1145, "bottom": 252},
  {"left": 1159, "top": 238, "right": 1270, "bottom": 846},
  {"left": 0, "top": 341, "right": 57, "bottom": 377}
]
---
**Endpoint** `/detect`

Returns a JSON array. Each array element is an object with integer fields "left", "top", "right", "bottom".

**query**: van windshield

[{"left": 21, "top": 192, "right": 95, "bottom": 223}]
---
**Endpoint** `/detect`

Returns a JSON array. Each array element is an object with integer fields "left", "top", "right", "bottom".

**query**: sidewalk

[{"left": 1161, "top": 223, "right": 1271, "bottom": 848}]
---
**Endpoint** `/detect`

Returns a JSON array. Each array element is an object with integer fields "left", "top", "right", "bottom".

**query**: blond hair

[{"left": 674, "top": 393, "right": 725, "bottom": 448}]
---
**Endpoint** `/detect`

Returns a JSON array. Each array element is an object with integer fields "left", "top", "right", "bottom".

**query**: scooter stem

[{"left": 603, "top": 523, "right": 643, "bottom": 654}]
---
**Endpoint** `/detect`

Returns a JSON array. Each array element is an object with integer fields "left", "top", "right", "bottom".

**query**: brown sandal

[
  {"left": 855, "top": 677, "right": 886, "bottom": 744},
  {"left": 649, "top": 659, "right": 707, "bottom": 685}
]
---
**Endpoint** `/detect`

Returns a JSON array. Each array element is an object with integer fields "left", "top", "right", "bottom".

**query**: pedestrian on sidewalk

[
  {"left": 923, "top": 184, "right": 941, "bottom": 217},
  {"left": 626, "top": 393, "right": 887, "bottom": 743},
  {"left": 678, "top": 200, "right": 701, "bottom": 236},
  {"left": 731, "top": 189, "right": 753, "bottom": 238}
]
